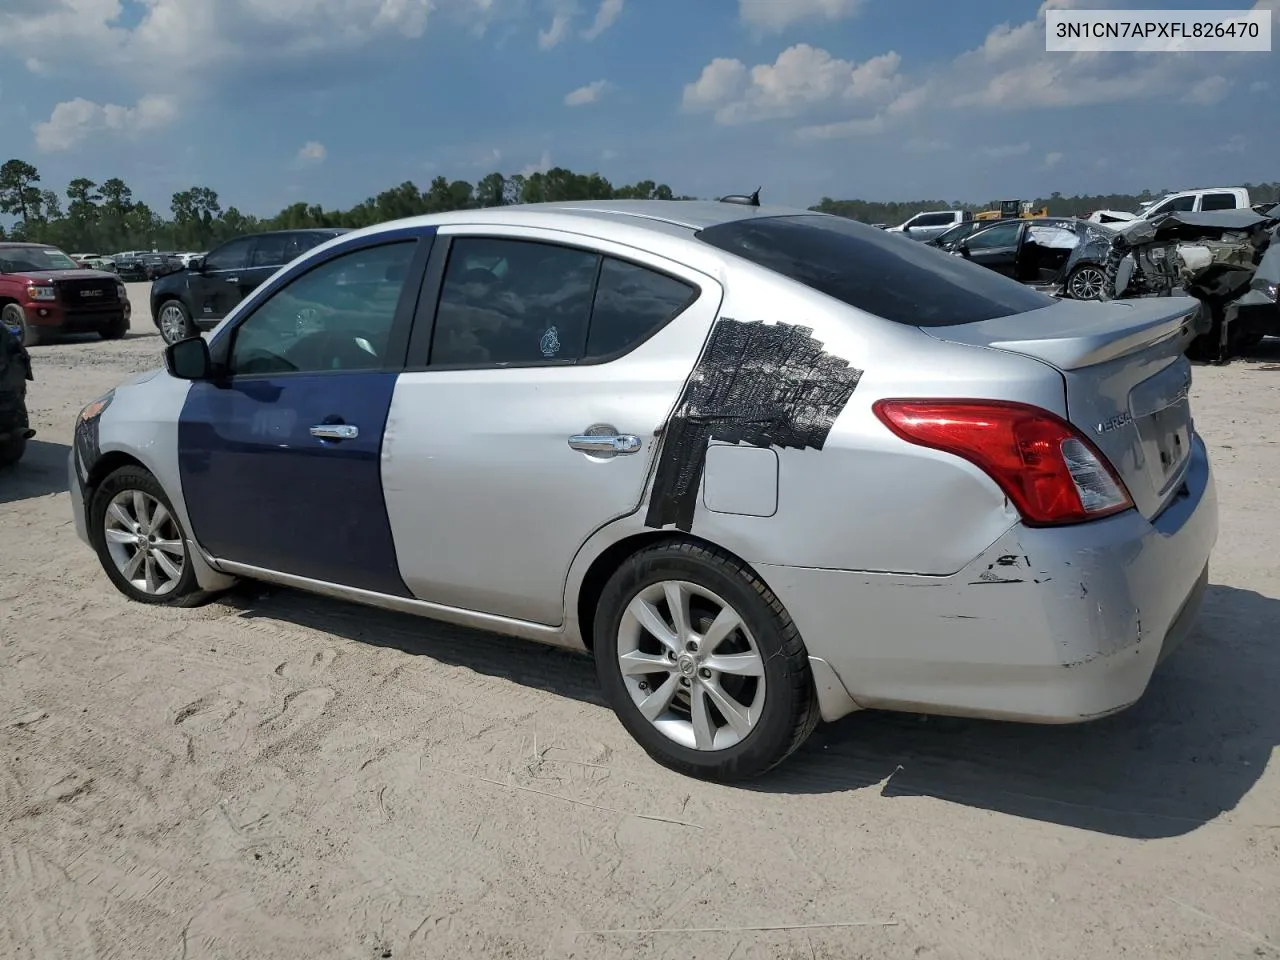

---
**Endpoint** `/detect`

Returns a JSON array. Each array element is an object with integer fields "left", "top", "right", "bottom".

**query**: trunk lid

[{"left": 922, "top": 296, "right": 1204, "bottom": 520}]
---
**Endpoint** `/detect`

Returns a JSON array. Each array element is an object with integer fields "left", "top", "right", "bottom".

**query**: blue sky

[{"left": 0, "top": 0, "right": 1276, "bottom": 220}]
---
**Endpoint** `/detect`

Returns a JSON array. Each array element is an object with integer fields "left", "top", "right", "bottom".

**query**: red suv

[{"left": 0, "top": 242, "right": 131, "bottom": 346}]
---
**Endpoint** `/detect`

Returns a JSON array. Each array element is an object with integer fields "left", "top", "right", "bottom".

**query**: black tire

[
  {"left": 0, "top": 433, "right": 25, "bottom": 469},
  {"left": 2, "top": 303, "right": 43, "bottom": 347},
  {"left": 89, "top": 465, "right": 217, "bottom": 607},
  {"left": 156, "top": 299, "right": 196, "bottom": 345},
  {"left": 593, "top": 540, "right": 820, "bottom": 782},
  {"left": 99, "top": 315, "right": 128, "bottom": 340}
]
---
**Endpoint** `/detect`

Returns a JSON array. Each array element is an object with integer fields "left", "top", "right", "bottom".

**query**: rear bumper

[{"left": 763, "top": 433, "right": 1219, "bottom": 724}]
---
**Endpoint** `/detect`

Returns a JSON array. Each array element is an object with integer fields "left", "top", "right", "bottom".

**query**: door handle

[
  {"left": 311, "top": 424, "right": 358, "bottom": 440},
  {"left": 568, "top": 433, "right": 641, "bottom": 454},
  {"left": 226, "top": 276, "right": 240, "bottom": 283}
]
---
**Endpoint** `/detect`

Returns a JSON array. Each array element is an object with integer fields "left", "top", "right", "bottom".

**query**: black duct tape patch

[{"left": 645, "top": 318, "right": 862, "bottom": 532}]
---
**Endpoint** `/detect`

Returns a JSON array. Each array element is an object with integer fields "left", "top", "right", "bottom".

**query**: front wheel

[
  {"left": 593, "top": 541, "right": 819, "bottom": 781},
  {"left": 99, "top": 315, "right": 128, "bottom": 340},
  {"left": 2, "top": 303, "right": 43, "bottom": 347},
  {"left": 89, "top": 465, "right": 217, "bottom": 607},
  {"left": 157, "top": 300, "right": 196, "bottom": 345}
]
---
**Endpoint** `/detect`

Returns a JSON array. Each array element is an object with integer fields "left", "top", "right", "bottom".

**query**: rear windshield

[{"left": 696, "top": 214, "right": 1055, "bottom": 326}]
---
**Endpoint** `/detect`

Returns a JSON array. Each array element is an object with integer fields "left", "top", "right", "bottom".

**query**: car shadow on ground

[
  {"left": 226, "top": 581, "right": 1278, "bottom": 840},
  {"left": 0, "top": 439, "right": 71, "bottom": 505}
]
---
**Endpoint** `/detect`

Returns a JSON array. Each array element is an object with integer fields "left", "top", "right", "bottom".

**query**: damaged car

[
  {"left": 949, "top": 217, "right": 1116, "bottom": 300},
  {"left": 0, "top": 323, "right": 34, "bottom": 468},
  {"left": 1095, "top": 206, "right": 1280, "bottom": 362}
]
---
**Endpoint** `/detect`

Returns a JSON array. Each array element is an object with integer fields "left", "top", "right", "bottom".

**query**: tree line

[{"left": 2, "top": 157, "right": 1278, "bottom": 255}]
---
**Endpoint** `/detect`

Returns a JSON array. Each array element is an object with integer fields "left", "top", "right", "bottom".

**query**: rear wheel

[
  {"left": 1066, "top": 264, "right": 1106, "bottom": 301},
  {"left": 594, "top": 541, "right": 819, "bottom": 781},
  {"left": 2, "top": 303, "right": 43, "bottom": 347},
  {"left": 89, "top": 465, "right": 217, "bottom": 607},
  {"left": 157, "top": 300, "right": 196, "bottom": 345}
]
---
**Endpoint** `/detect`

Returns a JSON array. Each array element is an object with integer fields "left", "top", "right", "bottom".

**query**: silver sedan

[{"left": 67, "top": 199, "right": 1218, "bottom": 781}]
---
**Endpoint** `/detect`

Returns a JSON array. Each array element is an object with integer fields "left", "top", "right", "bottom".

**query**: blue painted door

[
  {"left": 176, "top": 236, "right": 427, "bottom": 596},
  {"left": 178, "top": 372, "right": 408, "bottom": 594}
]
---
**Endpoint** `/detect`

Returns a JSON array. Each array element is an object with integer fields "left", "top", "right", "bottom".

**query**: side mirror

[
  {"left": 957, "top": 240, "right": 972, "bottom": 258},
  {"left": 902, "top": 224, "right": 913, "bottom": 234},
  {"left": 164, "top": 335, "right": 213, "bottom": 380},
  {"left": 189, "top": 257, "right": 206, "bottom": 273}
]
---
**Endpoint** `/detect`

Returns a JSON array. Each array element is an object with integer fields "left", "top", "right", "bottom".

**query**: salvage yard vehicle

[
  {"left": 0, "top": 242, "right": 131, "bottom": 346},
  {"left": 884, "top": 209, "right": 969, "bottom": 241},
  {"left": 0, "top": 323, "right": 34, "bottom": 468},
  {"left": 150, "top": 228, "right": 348, "bottom": 344},
  {"left": 69, "top": 200, "right": 1218, "bottom": 781},
  {"left": 1097, "top": 206, "right": 1280, "bottom": 362},
  {"left": 950, "top": 217, "right": 1115, "bottom": 300}
]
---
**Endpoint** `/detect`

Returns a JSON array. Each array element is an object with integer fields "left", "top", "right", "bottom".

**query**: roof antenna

[{"left": 718, "top": 187, "right": 762, "bottom": 207}]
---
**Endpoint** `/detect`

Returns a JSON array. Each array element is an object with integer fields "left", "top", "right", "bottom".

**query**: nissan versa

[{"left": 67, "top": 200, "right": 1218, "bottom": 781}]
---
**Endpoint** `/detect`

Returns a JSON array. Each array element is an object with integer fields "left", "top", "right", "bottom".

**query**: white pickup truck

[
  {"left": 884, "top": 209, "right": 969, "bottom": 241},
  {"left": 1088, "top": 187, "right": 1251, "bottom": 224}
]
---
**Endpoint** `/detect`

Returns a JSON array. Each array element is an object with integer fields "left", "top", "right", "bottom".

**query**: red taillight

[{"left": 872, "top": 399, "right": 1134, "bottom": 526}]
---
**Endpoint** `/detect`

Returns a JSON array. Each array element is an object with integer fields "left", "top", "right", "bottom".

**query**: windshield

[
  {"left": 0, "top": 246, "right": 81, "bottom": 273},
  {"left": 697, "top": 214, "right": 1054, "bottom": 327},
  {"left": 934, "top": 222, "right": 976, "bottom": 245}
]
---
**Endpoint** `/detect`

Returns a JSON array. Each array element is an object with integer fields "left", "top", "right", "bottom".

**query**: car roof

[
  {"left": 337, "top": 199, "right": 820, "bottom": 248},
  {"left": 0, "top": 241, "right": 56, "bottom": 249}
]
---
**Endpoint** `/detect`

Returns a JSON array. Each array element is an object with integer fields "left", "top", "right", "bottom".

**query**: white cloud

[
  {"left": 983, "top": 141, "right": 1030, "bottom": 159},
  {"left": 581, "top": 0, "right": 622, "bottom": 39},
  {"left": 564, "top": 79, "right": 611, "bottom": 106},
  {"left": 1042, "top": 150, "right": 1064, "bottom": 168},
  {"left": 296, "top": 140, "right": 327, "bottom": 164},
  {"left": 538, "top": 9, "right": 572, "bottom": 48},
  {"left": 796, "top": 114, "right": 884, "bottom": 139},
  {"left": 0, "top": 0, "right": 493, "bottom": 90},
  {"left": 903, "top": 138, "right": 950, "bottom": 153},
  {"left": 1183, "top": 75, "right": 1231, "bottom": 105},
  {"left": 738, "top": 0, "right": 863, "bottom": 33},
  {"left": 682, "top": 44, "right": 902, "bottom": 124},
  {"left": 33, "top": 94, "right": 178, "bottom": 151},
  {"left": 519, "top": 149, "right": 552, "bottom": 177},
  {"left": 682, "top": 58, "right": 748, "bottom": 110},
  {"left": 1251, "top": 80, "right": 1271, "bottom": 92},
  {"left": 1212, "top": 135, "right": 1247, "bottom": 155}
]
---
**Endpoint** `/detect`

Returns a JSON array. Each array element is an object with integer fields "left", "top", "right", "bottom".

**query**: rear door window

[
  {"left": 696, "top": 214, "right": 1054, "bottom": 327},
  {"left": 1200, "top": 193, "right": 1237, "bottom": 211},
  {"left": 429, "top": 237, "right": 598, "bottom": 366}
]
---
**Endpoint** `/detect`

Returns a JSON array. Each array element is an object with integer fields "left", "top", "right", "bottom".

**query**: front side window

[
  {"left": 251, "top": 234, "right": 288, "bottom": 267},
  {"left": 913, "top": 213, "right": 954, "bottom": 228},
  {"left": 430, "top": 237, "right": 598, "bottom": 366},
  {"left": 1147, "top": 195, "right": 1196, "bottom": 218},
  {"left": 205, "top": 238, "right": 253, "bottom": 272},
  {"left": 965, "top": 221, "right": 1020, "bottom": 250},
  {"left": 228, "top": 241, "right": 416, "bottom": 376},
  {"left": 697, "top": 214, "right": 1053, "bottom": 327}
]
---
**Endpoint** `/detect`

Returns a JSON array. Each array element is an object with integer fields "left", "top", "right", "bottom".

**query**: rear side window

[
  {"left": 204, "top": 237, "right": 252, "bottom": 272},
  {"left": 1200, "top": 193, "right": 1237, "bottom": 211},
  {"left": 697, "top": 214, "right": 1054, "bottom": 326},
  {"left": 585, "top": 258, "right": 695, "bottom": 359}
]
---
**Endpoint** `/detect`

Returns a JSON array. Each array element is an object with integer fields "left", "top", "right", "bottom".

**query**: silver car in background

[{"left": 67, "top": 200, "right": 1217, "bottom": 781}]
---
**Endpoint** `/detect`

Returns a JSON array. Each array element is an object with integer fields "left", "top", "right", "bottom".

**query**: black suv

[{"left": 149, "top": 228, "right": 348, "bottom": 344}]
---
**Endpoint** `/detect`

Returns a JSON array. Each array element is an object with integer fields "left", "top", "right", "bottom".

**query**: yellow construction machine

[{"left": 973, "top": 200, "right": 1050, "bottom": 221}]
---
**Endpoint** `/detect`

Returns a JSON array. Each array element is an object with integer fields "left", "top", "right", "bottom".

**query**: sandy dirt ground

[{"left": 1, "top": 282, "right": 1278, "bottom": 960}]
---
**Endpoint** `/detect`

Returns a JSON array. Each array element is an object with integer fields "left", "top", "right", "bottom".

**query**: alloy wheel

[
  {"left": 616, "top": 580, "right": 766, "bottom": 751},
  {"left": 102, "top": 489, "right": 187, "bottom": 596},
  {"left": 158, "top": 304, "right": 188, "bottom": 344},
  {"left": 1069, "top": 266, "right": 1106, "bottom": 301}
]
